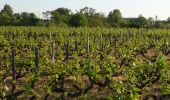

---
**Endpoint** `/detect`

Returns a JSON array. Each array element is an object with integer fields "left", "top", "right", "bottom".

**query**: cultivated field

[{"left": 0, "top": 27, "right": 170, "bottom": 100}]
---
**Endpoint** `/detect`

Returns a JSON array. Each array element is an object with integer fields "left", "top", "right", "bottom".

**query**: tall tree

[
  {"left": 147, "top": 17, "right": 154, "bottom": 28},
  {"left": 136, "top": 15, "right": 148, "bottom": 28},
  {"left": 69, "top": 13, "right": 88, "bottom": 27},
  {"left": 1, "top": 4, "right": 13, "bottom": 16},
  {"left": 51, "top": 7, "right": 72, "bottom": 26},
  {"left": 80, "top": 7, "right": 106, "bottom": 27},
  {"left": 0, "top": 4, "right": 14, "bottom": 25},
  {"left": 108, "top": 9, "right": 123, "bottom": 27},
  {"left": 80, "top": 7, "right": 96, "bottom": 17},
  {"left": 13, "top": 13, "right": 21, "bottom": 25},
  {"left": 0, "top": 13, "right": 11, "bottom": 25},
  {"left": 20, "top": 12, "right": 39, "bottom": 26},
  {"left": 167, "top": 17, "right": 170, "bottom": 23}
]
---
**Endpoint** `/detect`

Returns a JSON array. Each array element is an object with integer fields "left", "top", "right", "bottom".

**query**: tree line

[{"left": 1, "top": 4, "right": 170, "bottom": 28}]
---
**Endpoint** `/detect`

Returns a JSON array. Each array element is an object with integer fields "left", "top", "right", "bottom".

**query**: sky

[{"left": 0, "top": 0, "right": 170, "bottom": 20}]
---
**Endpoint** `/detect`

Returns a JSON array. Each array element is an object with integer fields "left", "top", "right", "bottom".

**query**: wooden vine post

[
  {"left": 100, "top": 33, "right": 103, "bottom": 51},
  {"left": 52, "top": 40, "right": 55, "bottom": 63},
  {"left": 65, "top": 40, "right": 69, "bottom": 60},
  {"left": 11, "top": 39, "right": 16, "bottom": 99},
  {"left": 109, "top": 33, "right": 112, "bottom": 47},
  {"left": 49, "top": 32, "right": 52, "bottom": 40},
  {"left": 87, "top": 33, "right": 90, "bottom": 58},
  {"left": 114, "top": 35, "right": 117, "bottom": 47},
  {"left": 34, "top": 47, "right": 39, "bottom": 70},
  {"left": 74, "top": 34, "right": 78, "bottom": 52},
  {"left": 33, "top": 32, "right": 39, "bottom": 71}
]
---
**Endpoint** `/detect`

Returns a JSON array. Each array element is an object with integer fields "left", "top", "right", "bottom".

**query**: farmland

[{"left": 0, "top": 27, "right": 170, "bottom": 99}]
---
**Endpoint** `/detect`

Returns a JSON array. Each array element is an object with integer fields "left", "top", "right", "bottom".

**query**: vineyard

[{"left": 0, "top": 27, "right": 170, "bottom": 100}]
